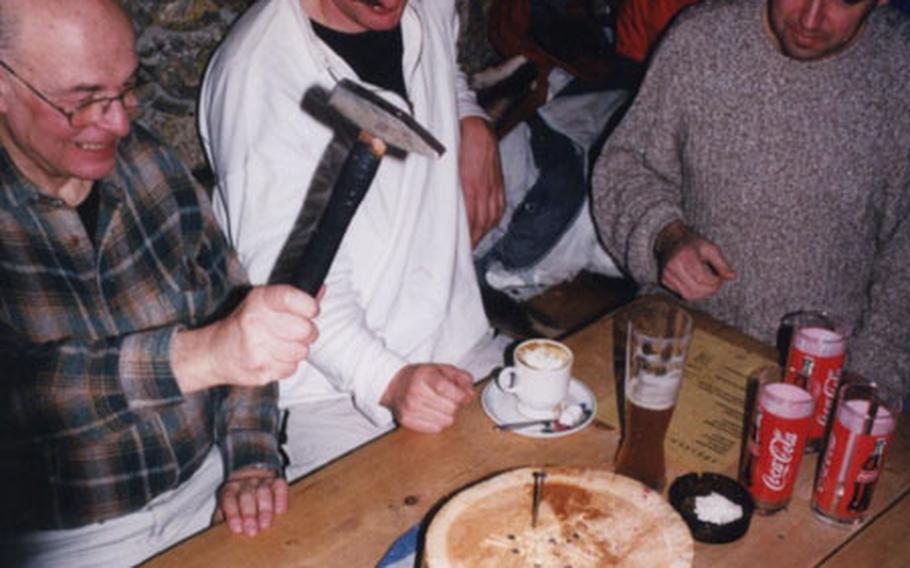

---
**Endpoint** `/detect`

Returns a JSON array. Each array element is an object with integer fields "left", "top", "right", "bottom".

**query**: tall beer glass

[{"left": 614, "top": 301, "right": 694, "bottom": 490}]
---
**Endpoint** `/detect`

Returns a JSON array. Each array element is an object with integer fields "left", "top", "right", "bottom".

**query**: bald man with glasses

[{"left": 0, "top": 0, "right": 321, "bottom": 565}]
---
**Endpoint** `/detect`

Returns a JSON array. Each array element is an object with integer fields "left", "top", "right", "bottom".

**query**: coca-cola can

[
  {"left": 781, "top": 311, "right": 850, "bottom": 451},
  {"left": 740, "top": 381, "right": 814, "bottom": 514},
  {"left": 812, "top": 380, "right": 901, "bottom": 524}
]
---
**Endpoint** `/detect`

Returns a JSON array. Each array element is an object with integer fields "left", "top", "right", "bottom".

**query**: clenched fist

[
  {"left": 173, "top": 285, "right": 320, "bottom": 393},
  {"left": 380, "top": 363, "right": 475, "bottom": 433}
]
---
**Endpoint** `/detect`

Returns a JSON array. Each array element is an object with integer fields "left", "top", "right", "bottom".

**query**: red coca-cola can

[
  {"left": 740, "top": 381, "right": 814, "bottom": 514},
  {"left": 812, "top": 381, "right": 901, "bottom": 524},
  {"left": 781, "top": 311, "right": 850, "bottom": 450}
]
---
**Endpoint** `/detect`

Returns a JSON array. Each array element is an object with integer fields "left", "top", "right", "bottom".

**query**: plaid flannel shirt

[{"left": 0, "top": 126, "right": 281, "bottom": 530}]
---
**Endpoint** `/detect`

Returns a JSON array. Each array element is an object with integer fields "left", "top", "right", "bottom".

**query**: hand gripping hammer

[{"left": 270, "top": 79, "right": 445, "bottom": 295}]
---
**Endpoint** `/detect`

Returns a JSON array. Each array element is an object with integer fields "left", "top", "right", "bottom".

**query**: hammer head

[{"left": 328, "top": 78, "right": 446, "bottom": 159}]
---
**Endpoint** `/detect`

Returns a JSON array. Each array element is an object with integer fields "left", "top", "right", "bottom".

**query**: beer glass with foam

[{"left": 614, "top": 302, "right": 694, "bottom": 490}]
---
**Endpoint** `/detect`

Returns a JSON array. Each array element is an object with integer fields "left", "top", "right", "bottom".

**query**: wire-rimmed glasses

[{"left": 0, "top": 59, "right": 147, "bottom": 128}]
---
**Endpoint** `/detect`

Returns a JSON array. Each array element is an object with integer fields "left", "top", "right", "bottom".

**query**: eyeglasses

[{"left": 0, "top": 59, "right": 146, "bottom": 128}]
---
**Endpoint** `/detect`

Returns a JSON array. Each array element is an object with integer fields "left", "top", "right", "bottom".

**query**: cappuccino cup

[{"left": 496, "top": 339, "right": 573, "bottom": 419}]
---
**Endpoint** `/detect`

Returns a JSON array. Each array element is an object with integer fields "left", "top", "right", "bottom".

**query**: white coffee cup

[{"left": 496, "top": 338, "right": 573, "bottom": 419}]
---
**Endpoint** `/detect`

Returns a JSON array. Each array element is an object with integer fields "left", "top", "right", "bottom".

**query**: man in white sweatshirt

[{"left": 199, "top": 0, "right": 507, "bottom": 479}]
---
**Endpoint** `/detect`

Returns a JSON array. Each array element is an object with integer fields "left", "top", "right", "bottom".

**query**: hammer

[{"left": 269, "top": 78, "right": 445, "bottom": 295}]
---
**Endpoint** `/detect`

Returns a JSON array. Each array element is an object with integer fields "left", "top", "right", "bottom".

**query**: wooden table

[{"left": 147, "top": 298, "right": 910, "bottom": 567}]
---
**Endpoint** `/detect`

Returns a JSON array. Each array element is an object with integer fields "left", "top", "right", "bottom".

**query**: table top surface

[{"left": 146, "top": 298, "right": 910, "bottom": 567}]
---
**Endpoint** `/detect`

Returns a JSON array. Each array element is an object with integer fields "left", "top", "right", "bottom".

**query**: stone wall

[
  {"left": 456, "top": 0, "right": 499, "bottom": 75},
  {"left": 121, "top": 0, "right": 254, "bottom": 178},
  {"left": 120, "top": 0, "right": 498, "bottom": 180}
]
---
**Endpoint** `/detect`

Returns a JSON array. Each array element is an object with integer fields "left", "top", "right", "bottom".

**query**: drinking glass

[{"left": 614, "top": 301, "right": 693, "bottom": 490}]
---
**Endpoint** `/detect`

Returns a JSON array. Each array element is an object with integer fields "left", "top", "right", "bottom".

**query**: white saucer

[{"left": 481, "top": 378, "right": 597, "bottom": 439}]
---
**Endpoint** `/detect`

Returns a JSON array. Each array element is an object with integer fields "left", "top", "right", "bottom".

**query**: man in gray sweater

[{"left": 592, "top": 0, "right": 910, "bottom": 397}]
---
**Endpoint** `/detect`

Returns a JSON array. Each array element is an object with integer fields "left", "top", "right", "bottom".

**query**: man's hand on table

[
  {"left": 655, "top": 221, "right": 736, "bottom": 300},
  {"left": 214, "top": 467, "right": 288, "bottom": 537},
  {"left": 458, "top": 116, "right": 506, "bottom": 247},
  {"left": 172, "top": 285, "right": 320, "bottom": 393},
  {"left": 380, "top": 363, "right": 475, "bottom": 433}
]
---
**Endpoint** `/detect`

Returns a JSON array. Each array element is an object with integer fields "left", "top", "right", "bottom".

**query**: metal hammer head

[{"left": 328, "top": 78, "right": 446, "bottom": 159}]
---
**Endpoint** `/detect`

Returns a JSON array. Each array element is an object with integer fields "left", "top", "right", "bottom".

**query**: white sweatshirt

[{"left": 199, "top": 0, "right": 490, "bottom": 425}]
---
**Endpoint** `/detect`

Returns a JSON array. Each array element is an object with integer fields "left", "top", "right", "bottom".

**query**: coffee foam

[{"left": 517, "top": 341, "right": 570, "bottom": 370}]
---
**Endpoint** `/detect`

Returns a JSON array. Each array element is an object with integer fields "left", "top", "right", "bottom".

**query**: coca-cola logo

[
  {"left": 761, "top": 429, "right": 798, "bottom": 491},
  {"left": 816, "top": 435, "right": 836, "bottom": 495},
  {"left": 822, "top": 373, "right": 839, "bottom": 398},
  {"left": 816, "top": 373, "right": 839, "bottom": 426}
]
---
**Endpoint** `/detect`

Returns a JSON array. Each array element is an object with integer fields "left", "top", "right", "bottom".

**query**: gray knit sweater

[{"left": 592, "top": 0, "right": 910, "bottom": 395}]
